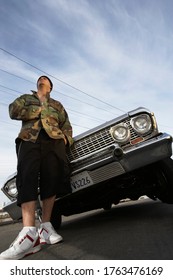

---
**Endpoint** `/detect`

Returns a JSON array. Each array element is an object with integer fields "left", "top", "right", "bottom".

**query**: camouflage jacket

[{"left": 9, "top": 91, "right": 73, "bottom": 146}]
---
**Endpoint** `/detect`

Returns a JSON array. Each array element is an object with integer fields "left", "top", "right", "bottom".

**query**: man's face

[{"left": 37, "top": 77, "right": 52, "bottom": 92}]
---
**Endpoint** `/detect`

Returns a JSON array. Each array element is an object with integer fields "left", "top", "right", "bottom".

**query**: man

[{"left": 0, "top": 76, "right": 73, "bottom": 260}]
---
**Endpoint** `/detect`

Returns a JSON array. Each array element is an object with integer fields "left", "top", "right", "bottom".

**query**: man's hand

[{"left": 64, "top": 137, "right": 67, "bottom": 146}]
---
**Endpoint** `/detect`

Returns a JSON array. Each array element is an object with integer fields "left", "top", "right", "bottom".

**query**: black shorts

[{"left": 16, "top": 130, "right": 71, "bottom": 206}]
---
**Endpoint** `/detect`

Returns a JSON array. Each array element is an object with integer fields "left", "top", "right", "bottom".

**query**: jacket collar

[{"left": 31, "top": 90, "right": 50, "bottom": 101}]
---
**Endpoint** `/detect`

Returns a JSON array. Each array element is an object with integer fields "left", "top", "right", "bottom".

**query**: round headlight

[
  {"left": 110, "top": 123, "right": 130, "bottom": 143},
  {"left": 6, "top": 178, "right": 18, "bottom": 198},
  {"left": 131, "top": 114, "right": 152, "bottom": 135}
]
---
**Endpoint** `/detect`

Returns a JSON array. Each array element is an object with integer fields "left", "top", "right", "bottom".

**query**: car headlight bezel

[
  {"left": 2, "top": 177, "right": 18, "bottom": 201},
  {"left": 130, "top": 114, "right": 152, "bottom": 135},
  {"left": 110, "top": 123, "right": 130, "bottom": 143}
]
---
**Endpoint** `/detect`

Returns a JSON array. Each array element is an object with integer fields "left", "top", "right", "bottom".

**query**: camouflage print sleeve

[
  {"left": 9, "top": 95, "right": 26, "bottom": 120},
  {"left": 9, "top": 94, "right": 41, "bottom": 121},
  {"left": 59, "top": 106, "right": 73, "bottom": 146}
]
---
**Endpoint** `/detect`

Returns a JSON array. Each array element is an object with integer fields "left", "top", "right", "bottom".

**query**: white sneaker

[
  {"left": 39, "top": 222, "right": 63, "bottom": 244},
  {"left": 0, "top": 227, "right": 41, "bottom": 260}
]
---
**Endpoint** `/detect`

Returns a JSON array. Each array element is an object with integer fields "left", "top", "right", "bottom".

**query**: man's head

[{"left": 37, "top": 76, "right": 53, "bottom": 93}]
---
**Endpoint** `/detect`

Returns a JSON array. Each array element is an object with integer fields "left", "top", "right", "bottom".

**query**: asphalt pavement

[{"left": 0, "top": 198, "right": 173, "bottom": 260}]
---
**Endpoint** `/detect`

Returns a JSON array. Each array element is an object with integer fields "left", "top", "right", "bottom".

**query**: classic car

[{"left": 1, "top": 107, "right": 173, "bottom": 228}]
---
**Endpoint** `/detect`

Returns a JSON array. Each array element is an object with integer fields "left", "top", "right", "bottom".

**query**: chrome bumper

[
  {"left": 3, "top": 201, "right": 22, "bottom": 220},
  {"left": 122, "top": 133, "right": 172, "bottom": 171},
  {"left": 71, "top": 133, "right": 172, "bottom": 185}
]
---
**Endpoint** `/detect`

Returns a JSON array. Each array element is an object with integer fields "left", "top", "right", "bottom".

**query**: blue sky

[{"left": 0, "top": 0, "right": 173, "bottom": 206}]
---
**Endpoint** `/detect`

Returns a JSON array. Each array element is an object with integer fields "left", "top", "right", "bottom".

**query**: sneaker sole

[
  {"left": 24, "top": 244, "right": 42, "bottom": 258},
  {"left": 40, "top": 236, "right": 63, "bottom": 245},
  {"left": 0, "top": 244, "right": 41, "bottom": 260}
]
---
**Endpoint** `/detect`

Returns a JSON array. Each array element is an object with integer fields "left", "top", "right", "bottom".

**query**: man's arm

[
  {"left": 59, "top": 107, "right": 73, "bottom": 146},
  {"left": 9, "top": 95, "right": 41, "bottom": 121}
]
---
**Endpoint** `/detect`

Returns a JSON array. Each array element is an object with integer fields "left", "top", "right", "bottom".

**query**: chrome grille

[
  {"left": 67, "top": 118, "right": 152, "bottom": 161},
  {"left": 68, "top": 127, "right": 114, "bottom": 161},
  {"left": 90, "top": 161, "right": 125, "bottom": 184}
]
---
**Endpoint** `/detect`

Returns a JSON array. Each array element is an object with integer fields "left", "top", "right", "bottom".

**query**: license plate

[{"left": 70, "top": 171, "right": 93, "bottom": 192}]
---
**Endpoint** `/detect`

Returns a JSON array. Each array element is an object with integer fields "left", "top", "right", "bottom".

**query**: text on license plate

[{"left": 70, "top": 171, "right": 93, "bottom": 191}]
